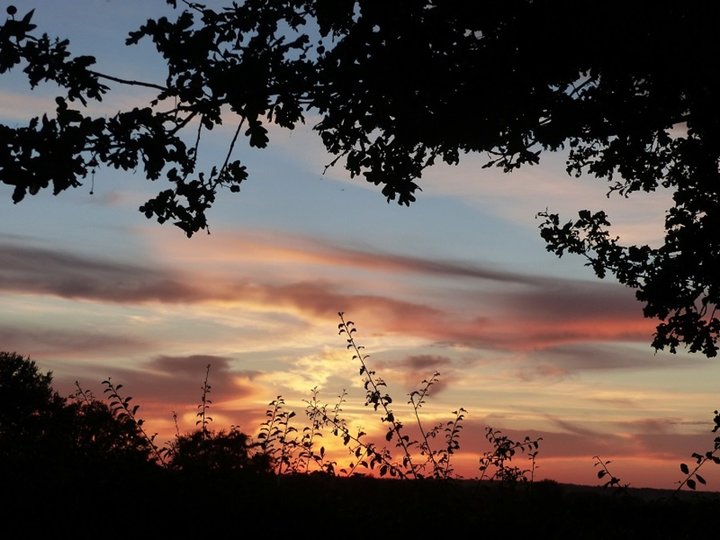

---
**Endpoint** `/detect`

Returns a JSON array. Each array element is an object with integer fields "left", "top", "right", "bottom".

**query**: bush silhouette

[
  {"left": 0, "top": 352, "right": 155, "bottom": 472},
  {"left": 0, "top": 351, "right": 65, "bottom": 464},
  {"left": 166, "top": 427, "right": 271, "bottom": 475},
  {"left": 3, "top": 315, "right": 720, "bottom": 539}
]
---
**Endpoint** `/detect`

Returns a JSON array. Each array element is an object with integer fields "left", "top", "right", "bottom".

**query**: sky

[{"left": 2, "top": 0, "right": 720, "bottom": 491}]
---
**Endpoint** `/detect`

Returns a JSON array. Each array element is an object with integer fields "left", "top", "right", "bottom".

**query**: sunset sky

[{"left": 3, "top": 0, "right": 720, "bottom": 490}]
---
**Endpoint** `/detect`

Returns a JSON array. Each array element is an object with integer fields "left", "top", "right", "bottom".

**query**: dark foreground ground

[{"left": 2, "top": 469, "right": 718, "bottom": 539}]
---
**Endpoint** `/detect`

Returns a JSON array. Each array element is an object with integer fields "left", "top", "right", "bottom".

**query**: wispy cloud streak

[{"left": 0, "top": 240, "right": 660, "bottom": 355}]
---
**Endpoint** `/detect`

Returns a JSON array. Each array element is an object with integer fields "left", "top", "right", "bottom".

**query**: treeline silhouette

[{"left": 1, "top": 335, "right": 719, "bottom": 538}]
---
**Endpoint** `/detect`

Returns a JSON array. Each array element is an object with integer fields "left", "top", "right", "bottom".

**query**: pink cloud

[
  {"left": 0, "top": 240, "right": 671, "bottom": 361},
  {"left": 0, "top": 324, "right": 150, "bottom": 358}
]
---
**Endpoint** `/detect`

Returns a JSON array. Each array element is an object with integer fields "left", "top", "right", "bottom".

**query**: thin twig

[{"left": 88, "top": 70, "right": 168, "bottom": 92}]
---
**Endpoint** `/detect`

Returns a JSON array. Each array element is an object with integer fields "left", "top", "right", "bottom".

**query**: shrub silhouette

[
  {"left": 166, "top": 427, "right": 271, "bottom": 475},
  {"left": 0, "top": 351, "right": 65, "bottom": 464},
  {"left": 478, "top": 427, "right": 542, "bottom": 485},
  {"left": 0, "top": 351, "right": 164, "bottom": 538},
  {"left": 0, "top": 352, "right": 152, "bottom": 472},
  {"left": 0, "top": 318, "right": 542, "bottom": 484},
  {"left": 3, "top": 314, "right": 720, "bottom": 538},
  {"left": 165, "top": 364, "right": 271, "bottom": 476},
  {"left": 67, "top": 386, "right": 155, "bottom": 468},
  {"left": 247, "top": 314, "right": 477, "bottom": 480}
]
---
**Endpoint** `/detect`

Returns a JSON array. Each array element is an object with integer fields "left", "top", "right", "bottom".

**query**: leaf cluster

[
  {"left": 478, "top": 427, "right": 542, "bottom": 486},
  {"left": 593, "top": 455, "right": 629, "bottom": 492},
  {"left": 675, "top": 409, "right": 720, "bottom": 493}
]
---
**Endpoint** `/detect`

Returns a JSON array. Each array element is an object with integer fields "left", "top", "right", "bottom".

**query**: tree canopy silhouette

[
  {"left": 0, "top": 351, "right": 154, "bottom": 475},
  {"left": 2, "top": 1, "right": 720, "bottom": 355}
]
